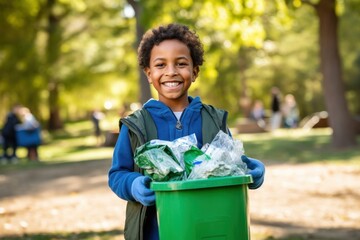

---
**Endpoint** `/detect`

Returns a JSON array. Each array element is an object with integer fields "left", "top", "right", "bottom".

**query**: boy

[{"left": 108, "top": 23, "right": 265, "bottom": 240}]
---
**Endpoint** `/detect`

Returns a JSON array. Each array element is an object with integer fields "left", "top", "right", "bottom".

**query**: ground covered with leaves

[{"left": 0, "top": 159, "right": 359, "bottom": 240}]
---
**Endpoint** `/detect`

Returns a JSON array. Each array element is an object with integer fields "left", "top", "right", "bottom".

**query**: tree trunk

[
  {"left": 315, "top": 0, "right": 357, "bottom": 148},
  {"left": 48, "top": 81, "right": 63, "bottom": 130},
  {"left": 128, "top": 0, "right": 152, "bottom": 104},
  {"left": 45, "top": 0, "right": 63, "bottom": 130},
  {"left": 136, "top": 21, "right": 152, "bottom": 104}
]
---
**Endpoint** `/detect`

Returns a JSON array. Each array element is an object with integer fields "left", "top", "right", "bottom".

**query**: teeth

[{"left": 164, "top": 82, "right": 180, "bottom": 87}]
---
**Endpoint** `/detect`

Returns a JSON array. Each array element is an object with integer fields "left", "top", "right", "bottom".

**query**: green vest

[{"left": 119, "top": 104, "right": 228, "bottom": 240}]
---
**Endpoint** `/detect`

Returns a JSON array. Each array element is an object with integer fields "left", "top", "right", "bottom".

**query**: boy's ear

[
  {"left": 144, "top": 68, "right": 152, "bottom": 84},
  {"left": 192, "top": 66, "right": 199, "bottom": 82}
]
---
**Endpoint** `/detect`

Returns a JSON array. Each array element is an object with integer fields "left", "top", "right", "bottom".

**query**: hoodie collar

[{"left": 144, "top": 96, "right": 203, "bottom": 116}]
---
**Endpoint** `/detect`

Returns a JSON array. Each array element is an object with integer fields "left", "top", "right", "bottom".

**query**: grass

[
  {"left": 236, "top": 128, "right": 360, "bottom": 165},
  {"left": 2, "top": 122, "right": 359, "bottom": 172},
  {"left": 2, "top": 119, "right": 359, "bottom": 168}
]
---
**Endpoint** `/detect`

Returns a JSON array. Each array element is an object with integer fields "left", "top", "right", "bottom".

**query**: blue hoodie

[{"left": 108, "top": 96, "right": 203, "bottom": 240}]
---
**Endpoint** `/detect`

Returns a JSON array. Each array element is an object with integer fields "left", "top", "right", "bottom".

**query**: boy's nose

[{"left": 165, "top": 65, "right": 178, "bottom": 76}]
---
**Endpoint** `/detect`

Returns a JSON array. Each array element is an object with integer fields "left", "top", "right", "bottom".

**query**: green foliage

[
  {"left": 0, "top": 1, "right": 45, "bottom": 116},
  {"left": 339, "top": 1, "right": 360, "bottom": 114},
  {"left": 1, "top": 0, "right": 360, "bottom": 124}
]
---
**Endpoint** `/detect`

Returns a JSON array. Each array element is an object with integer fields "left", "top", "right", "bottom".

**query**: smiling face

[{"left": 145, "top": 39, "right": 199, "bottom": 111}]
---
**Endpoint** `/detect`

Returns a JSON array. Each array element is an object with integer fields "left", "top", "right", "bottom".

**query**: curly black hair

[{"left": 137, "top": 23, "right": 204, "bottom": 70}]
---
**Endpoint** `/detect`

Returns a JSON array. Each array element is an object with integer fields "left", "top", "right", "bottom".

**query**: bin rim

[{"left": 150, "top": 175, "right": 253, "bottom": 191}]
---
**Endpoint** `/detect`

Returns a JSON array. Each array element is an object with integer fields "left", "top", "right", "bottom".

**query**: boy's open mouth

[{"left": 163, "top": 82, "right": 182, "bottom": 87}]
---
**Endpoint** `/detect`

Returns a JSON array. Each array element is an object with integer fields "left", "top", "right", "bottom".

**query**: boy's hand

[
  {"left": 131, "top": 176, "right": 156, "bottom": 206},
  {"left": 241, "top": 155, "right": 265, "bottom": 189}
]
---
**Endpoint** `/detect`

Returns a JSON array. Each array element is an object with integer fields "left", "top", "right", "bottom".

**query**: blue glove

[
  {"left": 241, "top": 155, "right": 265, "bottom": 189},
  {"left": 131, "top": 176, "right": 156, "bottom": 206}
]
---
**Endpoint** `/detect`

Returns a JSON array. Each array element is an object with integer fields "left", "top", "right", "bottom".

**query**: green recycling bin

[{"left": 151, "top": 175, "right": 253, "bottom": 240}]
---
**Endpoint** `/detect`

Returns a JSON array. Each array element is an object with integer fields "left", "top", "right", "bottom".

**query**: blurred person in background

[
  {"left": 250, "top": 100, "right": 266, "bottom": 128},
  {"left": 282, "top": 94, "right": 299, "bottom": 128},
  {"left": 1, "top": 104, "right": 22, "bottom": 164},
  {"left": 91, "top": 109, "right": 105, "bottom": 146},
  {"left": 270, "top": 86, "right": 282, "bottom": 131},
  {"left": 16, "top": 107, "right": 41, "bottom": 161}
]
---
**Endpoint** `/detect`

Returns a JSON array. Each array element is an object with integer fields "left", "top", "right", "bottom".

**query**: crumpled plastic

[
  {"left": 184, "top": 146, "right": 210, "bottom": 176},
  {"left": 187, "top": 131, "right": 247, "bottom": 179},
  {"left": 134, "top": 131, "right": 247, "bottom": 181},
  {"left": 134, "top": 144, "right": 183, "bottom": 181},
  {"left": 134, "top": 134, "right": 196, "bottom": 181},
  {"left": 148, "top": 134, "right": 197, "bottom": 169}
]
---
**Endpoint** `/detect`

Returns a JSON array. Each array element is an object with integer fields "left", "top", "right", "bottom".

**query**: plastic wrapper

[
  {"left": 134, "top": 144, "right": 184, "bottom": 181},
  {"left": 187, "top": 131, "right": 247, "bottom": 179},
  {"left": 134, "top": 134, "right": 197, "bottom": 181},
  {"left": 183, "top": 146, "right": 210, "bottom": 176},
  {"left": 148, "top": 134, "right": 197, "bottom": 169}
]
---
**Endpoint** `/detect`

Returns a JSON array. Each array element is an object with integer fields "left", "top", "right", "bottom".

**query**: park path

[{"left": 0, "top": 159, "right": 360, "bottom": 239}]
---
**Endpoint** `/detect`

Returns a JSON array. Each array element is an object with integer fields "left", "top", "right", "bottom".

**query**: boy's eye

[
  {"left": 177, "top": 62, "right": 188, "bottom": 66},
  {"left": 155, "top": 63, "right": 165, "bottom": 68}
]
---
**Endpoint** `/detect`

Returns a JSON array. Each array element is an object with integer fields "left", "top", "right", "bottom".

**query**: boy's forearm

[{"left": 108, "top": 170, "right": 142, "bottom": 201}]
